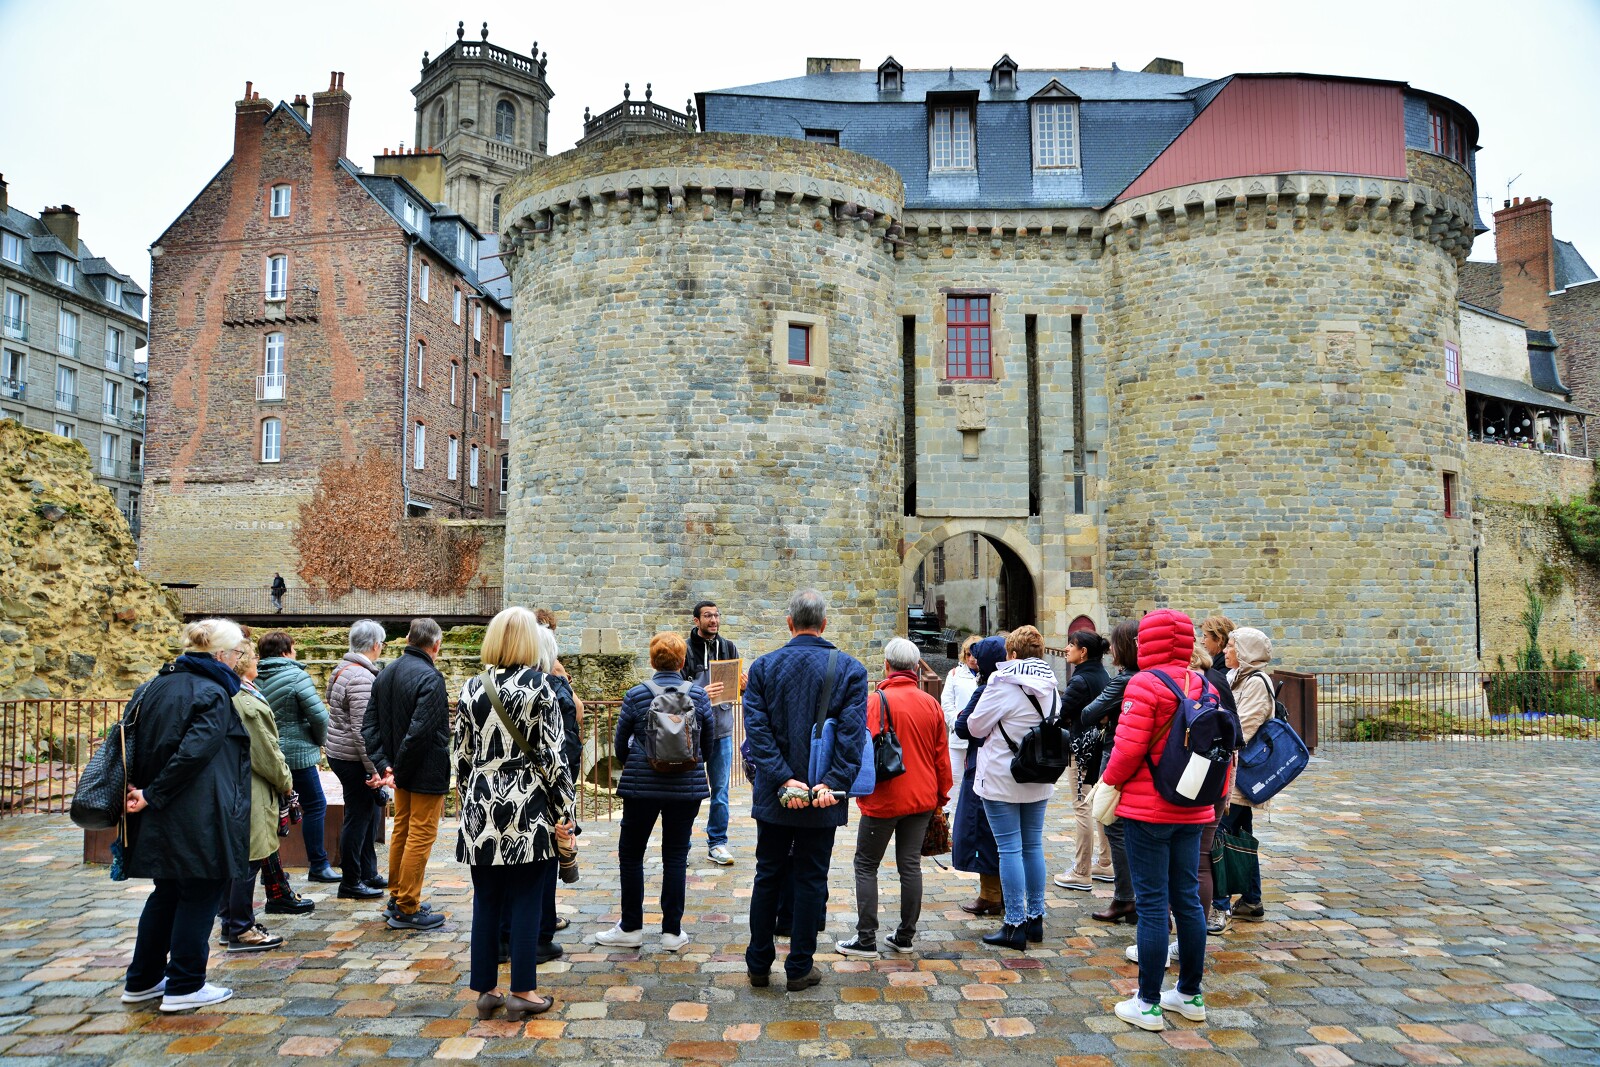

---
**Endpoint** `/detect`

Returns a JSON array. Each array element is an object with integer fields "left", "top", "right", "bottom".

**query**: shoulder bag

[
  {"left": 872, "top": 690, "right": 906, "bottom": 782},
  {"left": 70, "top": 692, "right": 143, "bottom": 832}
]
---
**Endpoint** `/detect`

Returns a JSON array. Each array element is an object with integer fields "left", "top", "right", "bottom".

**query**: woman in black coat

[
  {"left": 121, "top": 619, "right": 252, "bottom": 1013},
  {"left": 952, "top": 635, "right": 1008, "bottom": 914},
  {"left": 1056, "top": 630, "right": 1112, "bottom": 891}
]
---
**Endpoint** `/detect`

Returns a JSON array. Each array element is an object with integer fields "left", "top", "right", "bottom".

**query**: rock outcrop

[{"left": 1, "top": 421, "right": 181, "bottom": 698}]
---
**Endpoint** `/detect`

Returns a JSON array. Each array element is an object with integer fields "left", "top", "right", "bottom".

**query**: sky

[{"left": 2, "top": 0, "right": 1598, "bottom": 300}]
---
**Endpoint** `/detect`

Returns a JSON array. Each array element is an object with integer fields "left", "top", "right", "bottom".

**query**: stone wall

[
  {"left": 1468, "top": 443, "right": 1600, "bottom": 665},
  {"left": 501, "top": 136, "right": 906, "bottom": 663},
  {"left": 1102, "top": 175, "right": 1478, "bottom": 669},
  {"left": 1, "top": 421, "right": 182, "bottom": 698}
]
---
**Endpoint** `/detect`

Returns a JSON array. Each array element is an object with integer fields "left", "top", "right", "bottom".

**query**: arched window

[
  {"left": 261, "top": 418, "right": 281, "bottom": 463},
  {"left": 494, "top": 100, "right": 515, "bottom": 142},
  {"left": 431, "top": 102, "right": 447, "bottom": 146},
  {"left": 491, "top": 193, "right": 502, "bottom": 232}
]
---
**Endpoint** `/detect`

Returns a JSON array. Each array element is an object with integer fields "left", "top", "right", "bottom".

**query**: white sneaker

[
  {"left": 1124, "top": 941, "right": 1178, "bottom": 968},
  {"left": 159, "top": 982, "right": 233, "bottom": 1013},
  {"left": 708, "top": 845, "right": 734, "bottom": 866},
  {"left": 659, "top": 931, "right": 691, "bottom": 952},
  {"left": 591, "top": 924, "right": 644, "bottom": 948},
  {"left": 1160, "top": 988, "right": 1206, "bottom": 1022},
  {"left": 1114, "top": 995, "right": 1165, "bottom": 1031},
  {"left": 1053, "top": 872, "right": 1093, "bottom": 891},
  {"left": 120, "top": 979, "right": 166, "bottom": 1004}
]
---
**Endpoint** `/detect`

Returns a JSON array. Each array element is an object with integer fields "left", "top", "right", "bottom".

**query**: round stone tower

[
  {"left": 499, "top": 134, "right": 906, "bottom": 659},
  {"left": 1101, "top": 169, "right": 1479, "bottom": 667}
]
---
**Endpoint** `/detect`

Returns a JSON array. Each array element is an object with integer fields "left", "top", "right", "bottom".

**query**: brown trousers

[{"left": 388, "top": 788, "right": 446, "bottom": 915}]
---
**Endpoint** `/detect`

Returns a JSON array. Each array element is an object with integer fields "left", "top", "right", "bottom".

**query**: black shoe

[
  {"left": 748, "top": 971, "right": 770, "bottom": 988},
  {"left": 264, "top": 895, "right": 315, "bottom": 915},
  {"left": 385, "top": 899, "right": 433, "bottom": 918},
  {"left": 982, "top": 923, "right": 1028, "bottom": 951},
  {"left": 338, "top": 882, "right": 385, "bottom": 900},
  {"left": 386, "top": 908, "right": 446, "bottom": 931},
  {"left": 537, "top": 942, "right": 563, "bottom": 964},
  {"left": 364, "top": 875, "right": 388, "bottom": 889},
  {"left": 1022, "top": 915, "right": 1044, "bottom": 944},
  {"left": 306, "top": 865, "right": 341, "bottom": 883},
  {"left": 785, "top": 968, "right": 822, "bottom": 992},
  {"left": 1233, "top": 902, "right": 1266, "bottom": 922}
]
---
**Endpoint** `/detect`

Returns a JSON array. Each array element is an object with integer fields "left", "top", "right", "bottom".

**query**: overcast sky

[{"left": 3, "top": 0, "right": 1597, "bottom": 300}]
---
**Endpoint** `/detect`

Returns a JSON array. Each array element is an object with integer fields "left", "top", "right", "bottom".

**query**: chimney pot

[{"left": 244, "top": 80, "right": 253, "bottom": 98}]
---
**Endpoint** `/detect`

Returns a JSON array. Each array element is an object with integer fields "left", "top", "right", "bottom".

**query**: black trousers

[
  {"left": 617, "top": 797, "right": 701, "bottom": 936},
  {"left": 125, "top": 878, "right": 227, "bottom": 997},
  {"left": 329, "top": 757, "right": 380, "bottom": 886},
  {"left": 746, "top": 821, "right": 837, "bottom": 981},
  {"left": 470, "top": 860, "right": 554, "bottom": 994},
  {"left": 221, "top": 860, "right": 264, "bottom": 938}
]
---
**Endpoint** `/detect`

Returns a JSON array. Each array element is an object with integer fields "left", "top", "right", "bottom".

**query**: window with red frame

[
  {"left": 1443, "top": 471, "right": 1458, "bottom": 518},
  {"left": 1429, "top": 108, "right": 1467, "bottom": 163},
  {"left": 946, "top": 296, "right": 991, "bottom": 379},
  {"left": 787, "top": 323, "right": 811, "bottom": 365}
]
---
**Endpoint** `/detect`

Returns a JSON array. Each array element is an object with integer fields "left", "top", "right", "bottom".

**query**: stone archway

[{"left": 902, "top": 519, "right": 1041, "bottom": 635}]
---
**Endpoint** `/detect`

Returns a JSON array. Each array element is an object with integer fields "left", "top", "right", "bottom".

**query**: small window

[
  {"left": 450, "top": 361, "right": 459, "bottom": 405},
  {"left": 1443, "top": 471, "right": 1458, "bottom": 518},
  {"left": 106, "top": 326, "right": 124, "bottom": 363},
  {"left": 105, "top": 278, "right": 122, "bottom": 305},
  {"left": 1032, "top": 101, "right": 1079, "bottom": 169},
  {"left": 432, "top": 102, "right": 447, "bottom": 146},
  {"left": 100, "top": 432, "right": 119, "bottom": 476},
  {"left": 54, "top": 420, "right": 75, "bottom": 439},
  {"left": 55, "top": 258, "right": 75, "bottom": 286},
  {"left": 420, "top": 261, "right": 430, "bottom": 302},
  {"left": 402, "top": 199, "right": 419, "bottom": 228},
  {"left": 58, "top": 308, "right": 79, "bottom": 355},
  {"left": 456, "top": 226, "right": 469, "bottom": 264},
  {"left": 473, "top": 304, "right": 482, "bottom": 341},
  {"left": 56, "top": 364, "right": 76, "bottom": 407},
  {"left": 261, "top": 418, "right": 281, "bottom": 463},
  {"left": 500, "top": 386, "right": 511, "bottom": 423},
  {"left": 0, "top": 232, "right": 20, "bottom": 264},
  {"left": 469, "top": 444, "right": 480, "bottom": 488},
  {"left": 492, "top": 193, "right": 502, "bottom": 232},
  {"left": 499, "top": 452, "right": 510, "bottom": 496},
  {"left": 453, "top": 289, "right": 461, "bottom": 324},
  {"left": 788, "top": 323, "right": 811, "bottom": 366},
  {"left": 103, "top": 379, "right": 121, "bottom": 419},
  {"left": 264, "top": 332, "right": 284, "bottom": 376},
  {"left": 946, "top": 296, "right": 991, "bottom": 379},
  {"left": 1429, "top": 107, "right": 1467, "bottom": 163},
  {"left": 495, "top": 100, "right": 516, "bottom": 143},
  {"left": 502, "top": 320, "right": 512, "bottom": 352},
  {"left": 804, "top": 129, "right": 840, "bottom": 146},
  {"left": 413, "top": 422, "right": 426, "bottom": 469},
  {"left": 416, "top": 340, "right": 426, "bottom": 387},
  {"left": 931, "top": 107, "right": 974, "bottom": 171},
  {"left": 1444, "top": 341, "right": 1460, "bottom": 390},
  {"left": 933, "top": 545, "right": 946, "bottom": 585},
  {"left": 269, "top": 185, "right": 291, "bottom": 217},
  {"left": 3, "top": 290, "right": 26, "bottom": 338},
  {"left": 447, "top": 436, "right": 459, "bottom": 480},
  {"left": 471, "top": 373, "right": 480, "bottom": 412},
  {"left": 266, "top": 255, "right": 287, "bottom": 301},
  {"left": 877, "top": 57, "right": 903, "bottom": 93}
]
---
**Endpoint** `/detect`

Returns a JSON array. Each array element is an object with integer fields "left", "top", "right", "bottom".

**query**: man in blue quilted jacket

[{"left": 742, "top": 589, "right": 868, "bottom": 992}]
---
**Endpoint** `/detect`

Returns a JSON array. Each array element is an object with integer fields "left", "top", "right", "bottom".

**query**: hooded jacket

[
  {"left": 1102, "top": 609, "right": 1215, "bottom": 826},
  {"left": 1226, "top": 627, "right": 1275, "bottom": 808},
  {"left": 966, "top": 657, "right": 1061, "bottom": 804},
  {"left": 326, "top": 651, "right": 379, "bottom": 772}
]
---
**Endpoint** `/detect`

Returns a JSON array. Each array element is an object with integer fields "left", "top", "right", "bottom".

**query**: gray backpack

[{"left": 641, "top": 680, "right": 701, "bottom": 773}]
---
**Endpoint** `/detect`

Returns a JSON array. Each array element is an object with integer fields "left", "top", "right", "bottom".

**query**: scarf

[{"left": 175, "top": 652, "right": 242, "bottom": 697}]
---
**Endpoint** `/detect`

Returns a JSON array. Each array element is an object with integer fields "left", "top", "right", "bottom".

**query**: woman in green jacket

[
  {"left": 221, "top": 640, "right": 295, "bottom": 951},
  {"left": 257, "top": 631, "right": 335, "bottom": 882}
]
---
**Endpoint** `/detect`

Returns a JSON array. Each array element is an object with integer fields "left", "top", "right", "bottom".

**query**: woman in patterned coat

[{"left": 453, "top": 607, "right": 576, "bottom": 1020}]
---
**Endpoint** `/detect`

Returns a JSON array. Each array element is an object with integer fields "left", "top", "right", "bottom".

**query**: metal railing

[
  {"left": 223, "top": 286, "right": 319, "bottom": 326},
  {"left": 54, "top": 390, "right": 77, "bottom": 413},
  {"left": 1308, "top": 670, "right": 1600, "bottom": 746},
  {"left": 104, "top": 349, "right": 122, "bottom": 372},
  {"left": 57, "top": 332, "right": 78, "bottom": 356},
  {"left": 257, "top": 373, "right": 286, "bottom": 401},
  {"left": 171, "top": 585, "right": 503, "bottom": 618},
  {"left": 0, "top": 376, "right": 22, "bottom": 400},
  {"left": 0, "top": 699, "right": 124, "bottom": 815},
  {"left": 99, "top": 458, "right": 119, "bottom": 478},
  {"left": 3, "top": 315, "right": 27, "bottom": 341},
  {"left": 103, "top": 404, "right": 120, "bottom": 423}
]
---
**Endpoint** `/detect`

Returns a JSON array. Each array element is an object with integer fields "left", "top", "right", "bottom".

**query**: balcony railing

[
  {"left": 257, "top": 373, "right": 286, "bottom": 401},
  {"left": 98, "top": 458, "right": 119, "bottom": 478},
  {"left": 104, "top": 349, "right": 122, "bottom": 372},
  {"left": 223, "top": 286, "right": 319, "bottom": 327},
  {"left": 128, "top": 409, "right": 146, "bottom": 430},
  {"left": 54, "top": 391, "right": 77, "bottom": 413},
  {"left": 103, "top": 405, "right": 120, "bottom": 423},
  {"left": 57, "top": 333, "right": 78, "bottom": 356},
  {"left": 0, "top": 377, "right": 22, "bottom": 401},
  {"left": 3, "top": 315, "right": 26, "bottom": 341},
  {"left": 584, "top": 98, "right": 692, "bottom": 140}
]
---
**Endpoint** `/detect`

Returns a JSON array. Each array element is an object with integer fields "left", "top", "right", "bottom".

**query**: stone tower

[
  {"left": 412, "top": 22, "right": 551, "bottom": 233},
  {"left": 498, "top": 135, "right": 907, "bottom": 661}
]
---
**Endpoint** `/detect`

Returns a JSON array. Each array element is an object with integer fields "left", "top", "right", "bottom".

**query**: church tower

[{"left": 412, "top": 21, "right": 552, "bottom": 233}]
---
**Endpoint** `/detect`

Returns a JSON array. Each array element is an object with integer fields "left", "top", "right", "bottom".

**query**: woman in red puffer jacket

[{"left": 1100, "top": 609, "right": 1212, "bottom": 1034}]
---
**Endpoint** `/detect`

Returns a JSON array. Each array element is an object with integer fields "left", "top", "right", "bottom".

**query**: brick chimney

[
  {"left": 41, "top": 204, "right": 79, "bottom": 252},
  {"left": 290, "top": 94, "right": 309, "bottom": 121},
  {"left": 311, "top": 71, "right": 351, "bottom": 166},
  {"left": 1494, "top": 196, "right": 1556, "bottom": 329},
  {"left": 235, "top": 81, "right": 272, "bottom": 165},
  {"left": 0, "top": 174, "right": 7, "bottom": 214}
]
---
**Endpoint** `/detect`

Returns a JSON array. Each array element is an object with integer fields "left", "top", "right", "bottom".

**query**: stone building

[
  {"left": 412, "top": 23, "right": 552, "bottom": 234},
  {"left": 0, "top": 181, "right": 148, "bottom": 536},
  {"left": 141, "top": 76, "right": 511, "bottom": 595},
  {"left": 497, "top": 58, "right": 1484, "bottom": 669}
]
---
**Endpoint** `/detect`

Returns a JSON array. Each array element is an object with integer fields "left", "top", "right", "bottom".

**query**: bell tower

[{"left": 412, "top": 21, "right": 552, "bottom": 233}]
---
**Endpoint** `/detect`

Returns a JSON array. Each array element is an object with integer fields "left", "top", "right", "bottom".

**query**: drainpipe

[
  {"left": 1472, "top": 544, "right": 1481, "bottom": 661},
  {"left": 401, "top": 234, "right": 417, "bottom": 509}
]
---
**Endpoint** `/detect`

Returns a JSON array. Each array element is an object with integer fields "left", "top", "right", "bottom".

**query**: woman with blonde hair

[
  {"left": 453, "top": 607, "right": 576, "bottom": 1019},
  {"left": 219, "top": 639, "right": 294, "bottom": 952},
  {"left": 120, "top": 618, "right": 251, "bottom": 1013}
]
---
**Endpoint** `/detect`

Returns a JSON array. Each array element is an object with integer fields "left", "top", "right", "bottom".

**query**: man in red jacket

[
  {"left": 835, "top": 638, "right": 953, "bottom": 958},
  {"left": 1100, "top": 609, "right": 1213, "bottom": 1032}
]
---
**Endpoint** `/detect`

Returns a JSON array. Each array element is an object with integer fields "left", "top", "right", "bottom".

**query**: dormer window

[
  {"left": 877, "top": 56, "right": 903, "bottom": 93},
  {"left": 1429, "top": 106, "right": 1468, "bottom": 164},
  {"left": 1030, "top": 80, "right": 1081, "bottom": 170},
  {"left": 928, "top": 91, "right": 977, "bottom": 172},
  {"left": 990, "top": 55, "right": 1018, "bottom": 93},
  {"left": 105, "top": 279, "right": 122, "bottom": 306},
  {"left": 55, "top": 258, "right": 75, "bottom": 287}
]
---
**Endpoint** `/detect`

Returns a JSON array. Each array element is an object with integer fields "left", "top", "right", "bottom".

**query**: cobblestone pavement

[{"left": 0, "top": 742, "right": 1597, "bottom": 1065}]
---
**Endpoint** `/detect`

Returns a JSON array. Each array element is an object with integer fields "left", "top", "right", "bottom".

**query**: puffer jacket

[
  {"left": 257, "top": 656, "right": 329, "bottom": 770},
  {"left": 1102, "top": 609, "right": 1214, "bottom": 826},
  {"left": 1228, "top": 668, "right": 1275, "bottom": 809},
  {"left": 966, "top": 657, "right": 1061, "bottom": 805},
  {"left": 326, "top": 652, "right": 379, "bottom": 773},
  {"left": 234, "top": 682, "right": 294, "bottom": 861},
  {"left": 614, "top": 671, "right": 715, "bottom": 802}
]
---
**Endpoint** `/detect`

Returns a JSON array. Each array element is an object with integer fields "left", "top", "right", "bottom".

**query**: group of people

[{"left": 113, "top": 589, "right": 1275, "bottom": 1033}]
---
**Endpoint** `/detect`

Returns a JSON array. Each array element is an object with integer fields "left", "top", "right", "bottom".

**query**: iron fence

[
  {"left": 171, "top": 586, "right": 503, "bottom": 619},
  {"left": 1305, "top": 670, "right": 1600, "bottom": 747},
  {"left": 0, "top": 699, "right": 124, "bottom": 815}
]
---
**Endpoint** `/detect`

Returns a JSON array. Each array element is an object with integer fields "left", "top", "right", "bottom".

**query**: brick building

[
  {"left": 141, "top": 75, "right": 510, "bottom": 592},
  {"left": 0, "top": 182, "right": 148, "bottom": 536}
]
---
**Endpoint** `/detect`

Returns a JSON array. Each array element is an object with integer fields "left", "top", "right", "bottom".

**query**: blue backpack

[
  {"left": 1231, "top": 674, "right": 1309, "bottom": 803},
  {"left": 1144, "top": 669, "right": 1242, "bottom": 808}
]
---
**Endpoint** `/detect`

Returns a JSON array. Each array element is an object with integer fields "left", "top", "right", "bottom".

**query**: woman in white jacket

[
  {"left": 966, "top": 626, "right": 1059, "bottom": 951},
  {"left": 940, "top": 636, "right": 980, "bottom": 815}
]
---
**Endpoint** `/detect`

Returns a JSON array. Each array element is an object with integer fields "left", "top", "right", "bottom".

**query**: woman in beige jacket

[
  {"left": 1216, "top": 627, "right": 1273, "bottom": 923},
  {"left": 221, "top": 640, "right": 296, "bottom": 951}
]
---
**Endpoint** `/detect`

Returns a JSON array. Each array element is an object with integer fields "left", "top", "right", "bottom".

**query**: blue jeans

[
  {"left": 703, "top": 733, "right": 733, "bottom": 849},
  {"left": 1216, "top": 806, "right": 1261, "bottom": 908},
  {"left": 1124, "top": 819, "right": 1207, "bottom": 1004},
  {"left": 291, "top": 765, "right": 328, "bottom": 869},
  {"left": 981, "top": 797, "right": 1048, "bottom": 926}
]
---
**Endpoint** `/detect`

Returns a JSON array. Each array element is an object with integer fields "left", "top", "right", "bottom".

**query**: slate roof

[
  {"left": 709, "top": 67, "right": 1211, "bottom": 104},
  {"left": 0, "top": 206, "right": 145, "bottom": 320},
  {"left": 1459, "top": 261, "right": 1504, "bottom": 312},
  {"left": 1525, "top": 330, "right": 1572, "bottom": 397},
  {"left": 1555, "top": 239, "right": 1597, "bottom": 291},
  {"left": 1464, "top": 370, "right": 1589, "bottom": 416}
]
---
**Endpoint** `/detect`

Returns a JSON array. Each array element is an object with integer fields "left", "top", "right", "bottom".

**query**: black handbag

[
  {"left": 70, "top": 693, "right": 142, "bottom": 831},
  {"left": 873, "top": 691, "right": 906, "bottom": 782},
  {"left": 998, "top": 691, "right": 1070, "bottom": 785}
]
